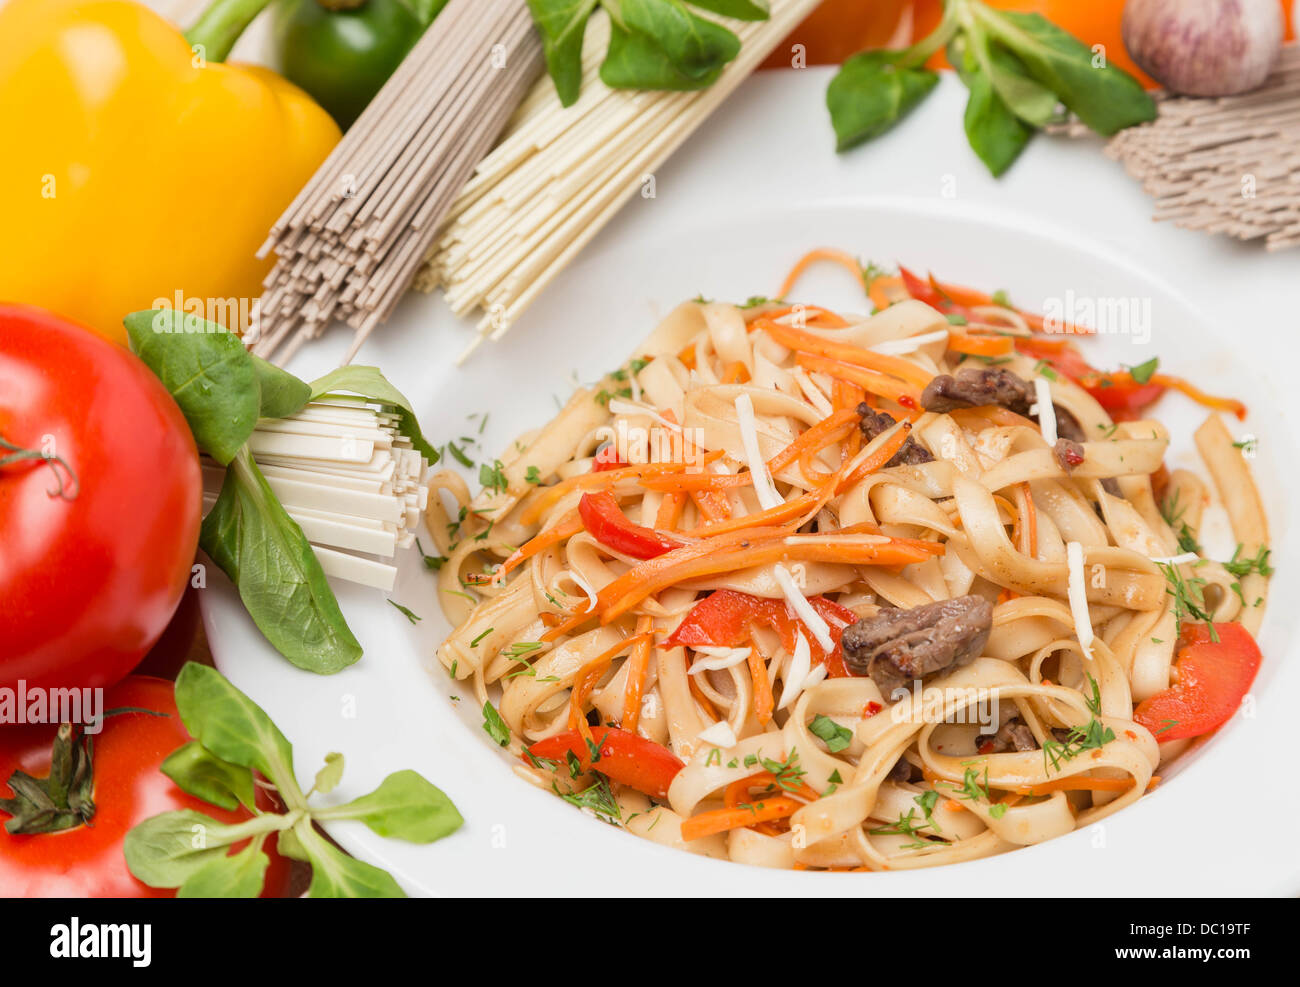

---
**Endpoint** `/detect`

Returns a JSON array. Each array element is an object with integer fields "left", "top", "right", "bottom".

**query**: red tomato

[
  {"left": 0, "top": 676, "right": 291, "bottom": 897},
  {"left": 0, "top": 304, "right": 201, "bottom": 693},
  {"left": 527, "top": 726, "right": 684, "bottom": 800},
  {"left": 1134, "top": 623, "right": 1263, "bottom": 742}
]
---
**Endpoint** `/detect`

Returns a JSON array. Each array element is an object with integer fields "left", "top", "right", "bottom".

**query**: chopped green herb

[
  {"left": 447, "top": 442, "right": 474, "bottom": 469},
  {"left": 415, "top": 537, "right": 447, "bottom": 571},
  {"left": 388, "top": 600, "right": 421, "bottom": 624},
  {"left": 1157, "top": 561, "right": 1218, "bottom": 640},
  {"left": 1223, "top": 544, "right": 1273, "bottom": 579},
  {"left": 1129, "top": 357, "right": 1159, "bottom": 385},
  {"left": 809, "top": 714, "right": 853, "bottom": 753},
  {"left": 479, "top": 459, "right": 508, "bottom": 495},
  {"left": 482, "top": 701, "right": 509, "bottom": 747}
]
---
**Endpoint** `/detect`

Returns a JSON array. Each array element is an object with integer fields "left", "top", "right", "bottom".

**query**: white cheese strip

[
  {"left": 696, "top": 720, "right": 737, "bottom": 748},
  {"left": 1031, "top": 377, "right": 1057, "bottom": 445},
  {"left": 606, "top": 398, "right": 682, "bottom": 432},
  {"left": 734, "top": 393, "right": 782, "bottom": 510},
  {"left": 789, "top": 367, "right": 834, "bottom": 417},
  {"left": 869, "top": 329, "right": 950, "bottom": 356},
  {"left": 777, "top": 632, "right": 812, "bottom": 710},
  {"left": 1150, "top": 552, "right": 1200, "bottom": 566},
  {"left": 802, "top": 663, "right": 828, "bottom": 692},
  {"left": 773, "top": 565, "right": 835, "bottom": 653},
  {"left": 1066, "top": 541, "right": 1095, "bottom": 661},
  {"left": 688, "top": 647, "right": 752, "bottom": 674}
]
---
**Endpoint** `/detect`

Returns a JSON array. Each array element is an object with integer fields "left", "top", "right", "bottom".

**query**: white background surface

[{"left": 187, "top": 21, "right": 1299, "bottom": 896}]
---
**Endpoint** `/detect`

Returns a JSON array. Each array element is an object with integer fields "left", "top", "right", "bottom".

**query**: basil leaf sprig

[
  {"left": 527, "top": 0, "right": 768, "bottom": 108},
  {"left": 124, "top": 308, "right": 434, "bottom": 674},
  {"left": 125, "top": 663, "right": 463, "bottom": 898},
  {"left": 827, "top": 0, "right": 1156, "bottom": 176}
]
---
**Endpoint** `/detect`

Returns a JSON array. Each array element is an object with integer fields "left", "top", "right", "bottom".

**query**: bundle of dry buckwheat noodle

[
  {"left": 413, "top": 0, "right": 825, "bottom": 363},
  {"left": 1073, "top": 43, "right": 1300, "bottom": 250},
  {"left": 250, "top": 0, "right": 543, "bottom": 363}
]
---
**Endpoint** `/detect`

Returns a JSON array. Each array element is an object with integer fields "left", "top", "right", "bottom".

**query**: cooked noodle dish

[{"left": 430, "top": 250, "right": 1270, "bottom": 872}]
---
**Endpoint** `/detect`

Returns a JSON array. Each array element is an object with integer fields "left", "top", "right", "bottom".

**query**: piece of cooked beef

[
  {"left": 921, "top": 368, "right": 1034, "bottom": 416},
  {"left": 886, "top": 757, "right": 916, "bottom": 783},
  {"left": 856, "top": 403, "right": 933, "bottom": 466},
  {"left": 841, "top": 595, "right": 993, "bottom": 698},
  {"left": 977, "top": 717, "right": 1037, "bottom": 755},
  {"left": 1053, "top": 437, "right": 1086, "bottom": 472},
  {"left": 1053, "top": 404, "right": 1087, "bottom": 443}
]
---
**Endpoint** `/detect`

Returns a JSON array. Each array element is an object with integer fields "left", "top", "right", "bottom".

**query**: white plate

[{"left": 204, "top": 69, "right": 1300, "bottom": 896}]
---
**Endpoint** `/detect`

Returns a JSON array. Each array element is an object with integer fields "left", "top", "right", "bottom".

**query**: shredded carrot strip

[
  {"left": 927, "top": 277, "right": 1092, "bottom": 336},
  {"left": 691, "top": 488, "right": 733, "bottom": 522},
  {"left": 567, "top": 632, "right": 654, "bottom": 737},
  {"left": 620, "top": 616, "right": 656, "bottom": 731},
  {"left": 839, "top": 421, "right": 914, "bottom": 489},
  {"left": 519, "top": 454, "right": 724, "bottom": 525},
  {"left": 947, "top": 332, "right": 1014, "bottom": 358},
  {"left": 725, "top": 771, "right": 820, "bottom": 807},
  {"left": 748, "top": 648, "right": 774, "bottom": 725},
  {"left": 541, "top": 607, "right": 595, "bottom": 643},
  {"left": 778, "top": 248, "right": 865, "bottom": 300},
  {"left": 497, "top": 511, "right": 582, "bottom": 579},
  {"left": 796, "top": 353, "right": 922, "bottom": 408},
  {"left": 759, "top": 304, "right": 849, "bottom": 328},
  {"left": 868, "top": 275, "right": 902, "bottom": 311},
  {"left": 1016, "top": 776, "right": 1134, "bottom": 796},
  {"left": 1150, "top": 373, "right": 1247, "bottom": 420},
  {"left": 680, "top": 796, "right": 803, "bottom": 841},
  {"left": 654, "top": 490, "right": 686, "bottom": 530},
  {"left": 721, "top": 360, "right": 751, "bottom": 384},
  {"left": 598, "top": 535, "right": 941, "bottom": 622},
  {"left": 758, "top": 319, "right": 934, "bottom": 390},
  {"left": 766, "top": 407, "right": 861, "bottom": 475}
]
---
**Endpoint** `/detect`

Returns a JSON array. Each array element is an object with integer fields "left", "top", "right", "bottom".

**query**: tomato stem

[{"left": 0, "top": 435, "right": 78, "bottom": 500}]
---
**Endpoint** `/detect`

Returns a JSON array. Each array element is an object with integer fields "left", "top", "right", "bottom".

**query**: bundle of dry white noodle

[
  {"left": 414, "top": 0, "right": 825, "bottom": 361},
  {"left": 201, "top": 396, "right": 430, "bottom": 592}
]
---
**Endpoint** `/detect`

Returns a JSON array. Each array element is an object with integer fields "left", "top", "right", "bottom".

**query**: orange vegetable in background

[
  {"left": 762, "top": 0, "right": 909, "bottom": 68},
  {"left": 910, "top": 0, "right": 1295, "bottom": 88}
]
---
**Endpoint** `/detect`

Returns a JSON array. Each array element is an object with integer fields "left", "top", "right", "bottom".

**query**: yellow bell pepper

[{"left": 0, "top": 0, "right": 340, "bottom": 345}]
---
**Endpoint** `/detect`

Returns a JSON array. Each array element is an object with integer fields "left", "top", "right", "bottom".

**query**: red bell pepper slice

[
  {"left": 1134, "top": 622, "right": 1262, "bottom": 741},
  {"left": 578, "top": 491, "right": 684, "bottom": 559},
  {"left": 526, "top": 726, "right": 683, "bottom": 799},
  {"left": 1014, "top": 337, "right": 1164, "bottom": 418},
  {"left": 667, "top": 589, "right": 858, "bottom": 678},
  {"left": 592, "top": 446, "right": 626, "bottom": 471},
  {"left": 898, "top": 264, "right": 974, "bottom": 322}
]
